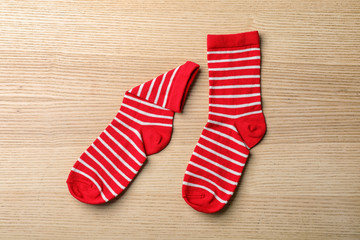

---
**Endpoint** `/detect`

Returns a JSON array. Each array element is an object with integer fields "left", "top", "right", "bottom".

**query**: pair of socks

[{"left": 66, "top": 31, "right": 266, "bottom": 213}]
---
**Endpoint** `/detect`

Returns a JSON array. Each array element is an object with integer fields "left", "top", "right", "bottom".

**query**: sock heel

[
  {"left": 141, "top": 126, "right": 173, "bottom": 155},
  {"left": 234, "top": 112, "right": 266, "bottom": 148}
]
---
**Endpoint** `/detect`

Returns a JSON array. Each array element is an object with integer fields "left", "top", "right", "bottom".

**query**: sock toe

[
  {"left": 67, "top": 177, "right": 105, "bottom": 205},
  {"left": 182, "top": 185, "right": 225, "bottom": 214}
]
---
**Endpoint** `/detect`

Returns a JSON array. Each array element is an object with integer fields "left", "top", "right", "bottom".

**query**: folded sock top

[{"left": 128, "top": 61, "right": 200, "bottom": 113}]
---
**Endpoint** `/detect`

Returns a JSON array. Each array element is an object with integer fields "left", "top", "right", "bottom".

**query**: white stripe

[
  {"left": 85, "top": 151, "right": 125, "bottom": 189},
  {"left": 125, "top": 94, "right": 169, "bottom": 111},
  {"left": 154, "top": 72, "right": 167, "bottom": 104},
  {"left": 98, "top": 136, "right": 138, "bottom": 174},
  {"left": 209, "top": 75, "right": 260, "bottom": 80},
  {"left": 137, "top": 83, "right": 144, "bottom": 97},
  {"left": 183, "top": 181, "right": 228, "bottom": 204},
  {"left": 71, "top": 167, "right": 108, "bottom": 202},
  {"left": 200, "top": 135, "right": 248, "bottom": 158},
  {"left": 128, "top": 88, "right": 132, "bottom": 93},
  {"left": 109, "top": 124, "right": 146, "bottom": 158},
  {"left": 209, "top": 110, "right": 263, "bottom": 119},
  {"left": 104, "top": 130, "right": 142, "bottom": 166},
  {"left": 210, "top": 84, "right": 260, "bottom": 89},
  {"left": 189, "top": 161, "right": 237, "bottom": 185},
  {"left": 207, "top": 47, "right": 260, "bottom": 55},
  {"left": 91, "top": 143, "right": 131, "bottom": 182},
  {"left": 208, "top": 56, "right": 260, "bottom": 63},
  {"left": 185, "top": 171, "right": 233, "bottom": 195},
  {"left": 114, "top": 117, "right": 142, "bottom": 141},
  {"left": 208, "top": 66, "right": 260, "bottom": 71},
  {"left": 146, "top": 77, "right": 157, "bottom": 100},
  {"left": 204, "top": 126, "right": 247, "bottom": 148},
  {"left": 209, "top": 93, "right": 260, "bottom": 98},
  {"left": 206, "top": 121, "right": 250, "bottom": 149},
  {"left": 122, "top": 103, "right": 173, "bottom": 119},
  {"left": 193, "top": 152, "right": 242, "bottom": 176},
  {"left": 209, "top": 101, "right": 261, "bottom": 109},
  {"left": 78, "top": 158, "right": 117, "bottom": 197},
  {"left": 163, "top": 66, "right": 180, "bottom": 108},
  {"left": 197, "top": 143, "right": 245, "bottom": 167},
  {"left": 119, "top": 110, "right": 172, "bottom": 127},
  {"left": 207, "top": 120, "right": 238, "bottom": 132}
]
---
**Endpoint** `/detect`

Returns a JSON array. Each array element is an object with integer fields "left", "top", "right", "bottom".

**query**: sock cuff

[
  {"left": 166, "top": 61, "right": 200, "bottom": 113},
  {"left": 207, "top": 31, "right": 259, "bottom": 50}
]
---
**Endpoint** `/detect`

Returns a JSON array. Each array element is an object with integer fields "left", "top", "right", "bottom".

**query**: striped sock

[
  {"left": 182, "top": 31, "right": 266, "bottom": 213},
  {"left": 67, "top": 61, "right": 199, "bottom": 204}
]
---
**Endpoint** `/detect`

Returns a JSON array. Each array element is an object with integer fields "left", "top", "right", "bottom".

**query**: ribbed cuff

[
  {"left": 166, "top": 61, "right": 200, "bottom": 113},
  {"left": 207, "top": 31, "right": 260, "bottom": 50}
]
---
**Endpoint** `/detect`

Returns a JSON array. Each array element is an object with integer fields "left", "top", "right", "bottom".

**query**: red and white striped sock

[
  {"left": 67, "top": 61, "right": 199, "bottom": 204},
  {"left": 182, "top": 31, "right": 266, "bottom": 213}
]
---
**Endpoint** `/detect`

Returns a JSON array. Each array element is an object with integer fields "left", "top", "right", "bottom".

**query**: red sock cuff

[
  {"left": 166, "top": 61, "right": 200, "bottom": 113},
  {"left": 207, "top": 31, "right": 260, "bottom": 50}
]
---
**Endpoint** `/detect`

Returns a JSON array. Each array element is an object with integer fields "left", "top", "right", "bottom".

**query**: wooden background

[{"left": 1, "top": 1, "right": 359, "bottom": 239}]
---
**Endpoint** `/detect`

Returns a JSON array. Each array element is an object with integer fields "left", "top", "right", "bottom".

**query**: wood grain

[{"left": 1, "top": 0, "right": 359, "bottom": 239}]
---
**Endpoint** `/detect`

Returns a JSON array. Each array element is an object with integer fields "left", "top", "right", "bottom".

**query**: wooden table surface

[{"left": 1, "top": 1, "right": 360, "bottom": 239}]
